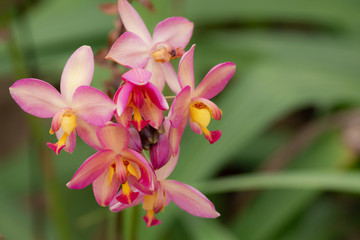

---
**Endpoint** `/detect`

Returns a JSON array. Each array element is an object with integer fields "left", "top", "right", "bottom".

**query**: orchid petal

[
  {"left": 140, "top": 99, "right": 163, "bottom": 129},
  {"left": 66, "top": 150, "right": 114, "bottom": 189},
  {"left": 117, "top": 0, "right": 152, "bottom": 44},
  {"left": 72, "top": 86, "right": 115, "bottom": 126},
  {"left": 110, "top": 190, "right": 144, "bottom": 212},
  {"left": 49, "top": 127, "right": 76, "bottom": 154},
  {"left": 145, "top": 59, "right": 165, "bottom": 91},
  {"left": 204, "top": 129, "right": 222, "bottom": 144},
  {"left": 122, "top": 68, "right": 151, "bottom": 86},
  {"left": 162, "top": 180, "right": 219, "bottom": 218},
  {"left": 115, "top": 84, "right": 134, "bottom": 116},
  {"left": 153, "top": 17, "right": 194, "bottom": 49},
  {"left": 93, "top": 169, "right": 121, "bottom": 206},
  {"left": 194, "top": 62, "right": 236, "bottom": 99},
  {"left": 178, "top": 44, "right": 195, "bottom": 90},
  {"left": 76, "top": 118, "right": 102, "bottom": 151},
  {"left": 64, "top": 130, "right": 77, "bottom": 153},
  {"left": 188, "top": 120, "right": 202, "bottom": 135},
  {"left": 143, "top": 82, "right": 168, "bottom": 110},
  {"left": 168, "top": 117, "right": 187, "bottom": 156},
  {"left": 97, "top": 124, "right": 129, "bottom": 154},
  {"left": 191, "top": 97, "right": 222, "bottom": 121},
  {"left": 106, "top": 31, "right": 151, "bottom": 68},
  {"left": 60, "top": 46, "right": 94, "bottom": 103},
  {"left": 9, "top": 78, "right": 65, "bottom": 118},
  {"left": 115, "top": 106, "right": 133, "bottom": 128},
  {"left": 155, "top": 151, "right": 179, "bottom": 180},
  {"left": 160, "top": 62, "right": 181, "bottom": 94},
  {"left": 169, "top": 86, "right": 191, "bottom": 128}
]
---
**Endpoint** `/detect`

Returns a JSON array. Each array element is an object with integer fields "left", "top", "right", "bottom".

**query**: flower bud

[
  {"left": 128, "top": 127, "right": 143, "bottom": 152},
  {"left": 140, "top": 125, "right": 159, "bottom": 150},
  {"left": 150, "top": 133, "right": 171, "bottom": 170}
]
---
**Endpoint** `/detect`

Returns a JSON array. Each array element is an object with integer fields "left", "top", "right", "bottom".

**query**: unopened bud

[
  {"left": 128, "top": 127, "right": 143, "bottom": 152},
  {"left": 150, "top": 134, "right": 171, "bottom": 170},
  {"left": 140, "top": 125, "right": 159, "bottom": 150}
]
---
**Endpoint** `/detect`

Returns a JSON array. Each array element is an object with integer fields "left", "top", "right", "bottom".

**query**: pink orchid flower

[
  {"left": 9, "top": 46, "right": 115, "bottom": 155},
  {"left": 106, "top": 0, "right": 194, "bottom": 93},
  {"left": 114, "top": 68, "right": 168, "bottom": 131},
  {"left": 67, "top": 124, "right": 154, "bottom": 207},
  {"left": 169, "top": 45, "right": 236, "bottom": 154},
  {"left": 110, "top": 119, "right": 219, "bottom": 227}
]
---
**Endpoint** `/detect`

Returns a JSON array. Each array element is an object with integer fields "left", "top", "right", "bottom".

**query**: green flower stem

[{"left": 130, "top": 204, "right": 140, "bottom": 240}]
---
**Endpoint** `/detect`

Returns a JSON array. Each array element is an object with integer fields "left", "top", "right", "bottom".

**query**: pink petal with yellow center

[
  {"left": 161, "top": 180, "right": 220, "bottom": 218},
  {"left": 153, "top": 17, "right": 194, "bottom": 49},
  {"left": 72, "top": 86, "right": 115, "bottom": 126},
  {"left": 117, "top": 0, "right": 152, "bottom": 44},
  {"left": 106, "top": 31, "right": 151, "bottom": 68},
  {"left": 122, "top": 68, "right": 151, "bottom": 86},
  {"left": 93, "top": 169, "right": 121, "bottom": 206},
  {"left": 76, "top": 118, "right": 102, "bottom": 151},
  {"left": 115, "top": 84, "right": 134, "bottom": 116},
  {"left": 191, "top": 97, "right": 222, "bottom": 120},
  {"left": 178, "top": 44, "right": 196, "bottom": 90},
  {"left": 194, "top": 62, "right": 236, "bottom": 99},
  {"left": 66, "top": 150, "right": 114, "bottom": 189},
  {"left": 169, "top": 86, "right": 191, "bottom": 128},
  {"left": 9, "top": 78, "right": 65, "bottom": 118},
  {"left": 160, "top": 62, "right": 181, "bottom": 94},
  {"left": 97, "top": 124, "right": 129, "bottom": 154},
  {"left": 60, "top": 46, "right": 94, "bottom": 104}
]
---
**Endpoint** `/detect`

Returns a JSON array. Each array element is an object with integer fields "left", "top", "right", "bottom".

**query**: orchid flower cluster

[{"left": 9, "top": 0, "right": 235, "bottom": 227}]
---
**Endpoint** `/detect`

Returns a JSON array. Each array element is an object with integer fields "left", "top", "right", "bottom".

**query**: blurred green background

[{"left": 1, "top": 0, "right": 360, "bottom": 239}]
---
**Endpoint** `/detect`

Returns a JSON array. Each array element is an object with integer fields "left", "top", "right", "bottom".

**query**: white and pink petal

[
  {"left": 153, "top": 17, "right": 194, "bottom": 49},
  {"left": 9, "top": 78, "right": 65, "bottom": 118},
  {"left": 117, "top": 0, "right": 152, "bottom": 44},
  {"left": 72, "top": 86, "right": 115, "bottom": 126},
  {"left": 60, "top": 46, "right": 94, "bottom": 103},
  {"left": 106, "top": 31, "right": 151, "bottom": 68}
]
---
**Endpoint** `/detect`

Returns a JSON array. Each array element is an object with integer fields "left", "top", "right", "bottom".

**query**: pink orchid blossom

[
  {"left": 106, "top": 0, "right": 194, "bottom": 93},
  {"left": 114, "top": 68, "right": 168, "bottom": 131},
  {"left": 9, "top": 46, "right": 115, "bottom": 154},
  {"left": 168, "top": 45, "right": 236, "bottom": 153},
  {"left": 67, "top": 124, "right": 154, "bottom": 207},
  {"left": 110, "top": 119, "right": 219, "bottom": 227}
]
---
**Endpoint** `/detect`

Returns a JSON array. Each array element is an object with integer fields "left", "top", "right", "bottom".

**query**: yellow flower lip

[
  {"left": 189, "top": 103, "right": 211, "bottom": 129},
  {"left": 61, "top": 113, "right": 77, "bottom": 135}
]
